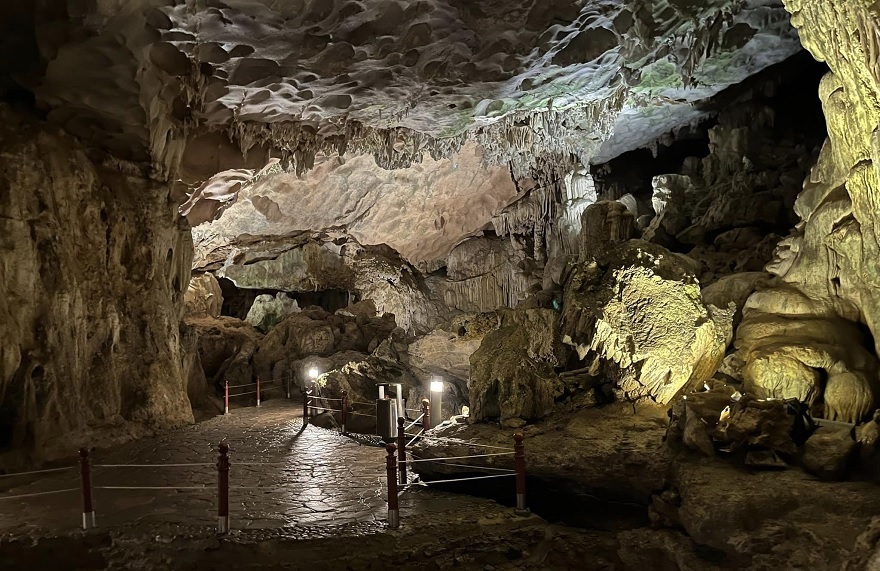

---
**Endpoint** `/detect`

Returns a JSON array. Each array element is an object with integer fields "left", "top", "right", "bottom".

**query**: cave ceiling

[{"left": 13, "top": 0, "right": 803, "bottom": 267}]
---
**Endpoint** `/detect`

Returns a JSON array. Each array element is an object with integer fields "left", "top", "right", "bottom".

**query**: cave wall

[
  {"left": 0, "top": 105, "right": 194, "bottom": 463},
  {"left": 727, "top": 2, "right": 880, "bottom": 423}
]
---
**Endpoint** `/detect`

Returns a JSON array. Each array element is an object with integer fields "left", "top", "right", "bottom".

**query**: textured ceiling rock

[
  {"left": 31, "top": 0, "right": 801, "bottom": 178},
  {"left": 190, "top": 143, "right": 518, "bottom": 268}
]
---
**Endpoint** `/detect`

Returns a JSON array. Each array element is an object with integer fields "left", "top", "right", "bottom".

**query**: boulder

[
  {"left": 563, "top": 240, "right": 733, "bottom": 404},
  {"left": 734, "top": 288, "right": 880, "bottom": 423},
  {"left": 186, "top": 316, "right": 263, "bottom": 389},
  {"left": 800, "top": 425, "right": 857, "bottom": 481},
  {"left": 245, "top": 292, "right": 300, "bottom": 332},
  {"left": 252, "top": 309, "right": 397, "bottom": 393},
  {"left": 184, "top": 273, "right": 224, "bottom": 317},
  {"left": 468, "top": 308, "right": 566, "bottom": 426}
]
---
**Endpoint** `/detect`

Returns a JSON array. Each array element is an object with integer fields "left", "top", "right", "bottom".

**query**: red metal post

[
  {"left": 224, "top": 380, "right": 229, "bottom": 415},
  {"left": 341, "top": 391, "right": 348, "bottom": 433},
  {"left": 421, "top": 399, "right": 431, "bottom": 431},
  {"left": 302, "top": 389, "right": 310, "bottom": 426},
  {"left": 217, "top": 441, "right": 230, "bottom": 533},
  {"left": 256, "top": 376, "right": 261, "bottom": 407},
  {"left": 397, "top": 416, "right": 407, "bottom": 485},
  {"left": 514, "top": 432, "right": 528, "bottom": 515},
  {"left": 79, "top": 448, "right": 95, "bottom": 529},
  {"left": 385, "top": 443, "right": 399, "bottom": 529}
]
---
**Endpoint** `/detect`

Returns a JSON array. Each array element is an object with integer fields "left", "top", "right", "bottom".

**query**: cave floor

[
  {"left": 0, "top": 400, "right": 641, "bottom": 570},
  {"left": 0, "top": 399, "right": 517, "bottom": 533}
]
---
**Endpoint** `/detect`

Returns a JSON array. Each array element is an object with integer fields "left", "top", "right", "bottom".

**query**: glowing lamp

[
  {"left": 308, "top": 367, "right": 320, "bottom": 380},
  {"left": 429, "top": 377, "right": 443, "bottom": 425}
]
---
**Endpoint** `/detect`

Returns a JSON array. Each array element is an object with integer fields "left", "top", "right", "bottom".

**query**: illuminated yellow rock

[
  {"left": 731, "top": 1, "right": 880, "bottom": 423},
  {"left": 563, "top": 239, "right": 733, "bottom": 404}
]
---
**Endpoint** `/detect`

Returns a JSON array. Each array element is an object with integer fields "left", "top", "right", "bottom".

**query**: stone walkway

[{"left": 0, "top": 399, "right": 511, "bottom": 536}]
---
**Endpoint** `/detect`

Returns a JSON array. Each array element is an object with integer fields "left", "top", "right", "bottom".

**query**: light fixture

[
  {"left": 308, "top": 367, "right": 320, "bottom": 380},
  {"left": 429, "top": 376, "right": 443, "bottom": 425}
]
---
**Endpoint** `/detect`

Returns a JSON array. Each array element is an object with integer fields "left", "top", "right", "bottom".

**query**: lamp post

[{"left": 430, "top": 376, "right": 443, "bottom": 425}]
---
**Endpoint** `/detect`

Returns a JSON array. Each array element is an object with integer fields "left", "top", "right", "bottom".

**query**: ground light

[{"left": 430, "top": 377, "right": 443, "bottom": 425}]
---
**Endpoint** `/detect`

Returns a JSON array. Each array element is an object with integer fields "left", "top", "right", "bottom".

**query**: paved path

[{"left": 0, "top": 399, "right": 510, "bottom": 536}]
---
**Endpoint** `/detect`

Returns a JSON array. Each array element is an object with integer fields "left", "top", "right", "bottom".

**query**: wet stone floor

[{"left": 0, "top": 399, "right": 513, "bottom": 536}]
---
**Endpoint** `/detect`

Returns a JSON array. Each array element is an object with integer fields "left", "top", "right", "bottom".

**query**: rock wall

[
  {"left": 0, "top": 105, "right": 194, "bottom": 463},
  {"left": 730, "top": 1, "right": 880, "bottom": 423}
]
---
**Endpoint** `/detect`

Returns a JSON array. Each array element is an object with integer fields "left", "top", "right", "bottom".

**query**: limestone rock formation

[
  {"left": 186, "top": 316, "right": 263, "bottom": 392},
  {"left": 25, "top": 1, "right": 801, "bottom": 181},
  {"left": 733, "top": 288, "right": 880, "bottom": 423},
  {"left": 406, "top": 328, "right": 485, "bottom": 418},
  {"left": 252, "top": 308, "right": 397, "bottom": 385},
  {"left": 563, "top": 237, "right": 733, "bottom": 405},
  {"left": 800, "top": 425, "right": 857, "bottom": 481},
  {"left": 199, "top": 236, "right": 443, "bottom": 334},
  {"left": 245, "top": 293, "right": 301, "bottom": 333},
  {"left": 729, "top": 1, "right": 880, "bottom": 426},
  {"left": 188, "top": 145, "right": 518, "bottom": 270},
  {"left": 468, "top": 308, "right": 567, "bottom": 426},
  {"left": 0, "top": 105, "right": 194, "bottom": 463},
  {"left": 184, "top": 273, "right": 223, "bottom": 317}
]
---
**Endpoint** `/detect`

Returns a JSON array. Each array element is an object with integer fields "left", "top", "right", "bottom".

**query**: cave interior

[{"left": 1, "top": 1, "right": 880, "bottom": 569}]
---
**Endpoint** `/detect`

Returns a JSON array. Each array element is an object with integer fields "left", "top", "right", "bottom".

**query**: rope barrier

[
  {"left": 314, "top": 397, "right": 343, "bottom": 402},
  {"left": 406, "top": 452, "right": 514, "bottom": 463},
  {"left": 407, "top": 458, "right": 516, "bottom": 473},
  {"left": 417, "top": 473, "right": 515, "bottom": 485},
  {"left": 406, "top": 431, "right": 424, "bottom": 448},
  {"left": 0, "top": 488, "right": 79, "bottom": 500},
  {"left": 229, "top": 390, "right": 259, "bottom": 397},
  {"left": 349, "top": 400, "right": 375, "bottom": 407},
  {"left": 93, "top": 463, "right": 214, "bottom": 468},
  {"left": 225, "top": 382, "right": 253, "bottom": 389},
  {"left": 418, "top": 436, "right": 515, "bottom": 451},
  {"left": 349, "top": 411, "right": 374, "bottom": 418},
  {"left": 0, "top": 466, "right": 73, "bottom": 478},
  {"left": 95, "top": 486, "right": 211, "bottom": 490},
  {"left": 310, "top": 407, "right": 342, "bottom": 413}
]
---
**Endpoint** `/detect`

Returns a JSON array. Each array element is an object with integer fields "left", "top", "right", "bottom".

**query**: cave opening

[{"left": 217, "top": 277, "right": 356, "bottom": 319}]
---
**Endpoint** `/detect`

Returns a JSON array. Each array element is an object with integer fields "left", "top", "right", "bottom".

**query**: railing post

[
  {"left": 421, "top": 399, "right": 431, "bottom": 431},
  {"left": 79, "top": 448, "right": 95, "bottom": 530},
  {"left": 256, "top": 376, "right": 261, "bottom": 407},
  {"left": 385, "top": 444, "right": 399, "bottom": 529},
  {"left": 224, "top": 380, "right": 229, "bottom": 415},
  {"left": 397, "top": 417, "right": 407, "bottom": 485},
  {"left": 285, "top": 372, "right": 291, "bottom": 399},
  {"left": 217, "top": 441, "right": 230, "bottom": 534},
  {"left": 302, "top": 390, "right": 310, "bottom": 426},
  {"left": 341, "top": 391, "right": 348, "bottom": 433},
  {"left": 514, "top": 432, "right": 529, "bottom": 515}
]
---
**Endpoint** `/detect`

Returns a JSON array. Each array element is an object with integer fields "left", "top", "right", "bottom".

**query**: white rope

[
  {"left": 349, "top": 412, "right": 374, "bottom": 418},
  {"left": 0, "top": 466, "right": 74, "bottom": 478},
  {"left": 315, "top": 397, "right": 343, "bottom": 402},
  {"left": 310, "top": 407, "right": 342, "bottom": 413},
  {"left": 226, "top": 382, "right": 253, "bottom": 389},
  {"left": 419, "top": 436, "right": 515, "bottom": 451},
  {"left": 405, "top": 457, "right": 515, "bottom": 473},
  {"left": 95, "top": 486, "right": 210, "bottom": 490},
  {"left": 229, "top": 390, "right": 259, "bottom": 397},
  {"left": 94, "top": 463, "right": 213, "bottom": 468},
  {"left": 406, "top": 452, "right": 514, "bottom": 463},
  {"left": 349, "top": 400, "right": 375, "bottom": 407},
  {"left": 416, "top": 473, "right": 515, "bottom": 485},
  {"left": 0, "top": 488, "right": 79, "bottom": 500}
]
